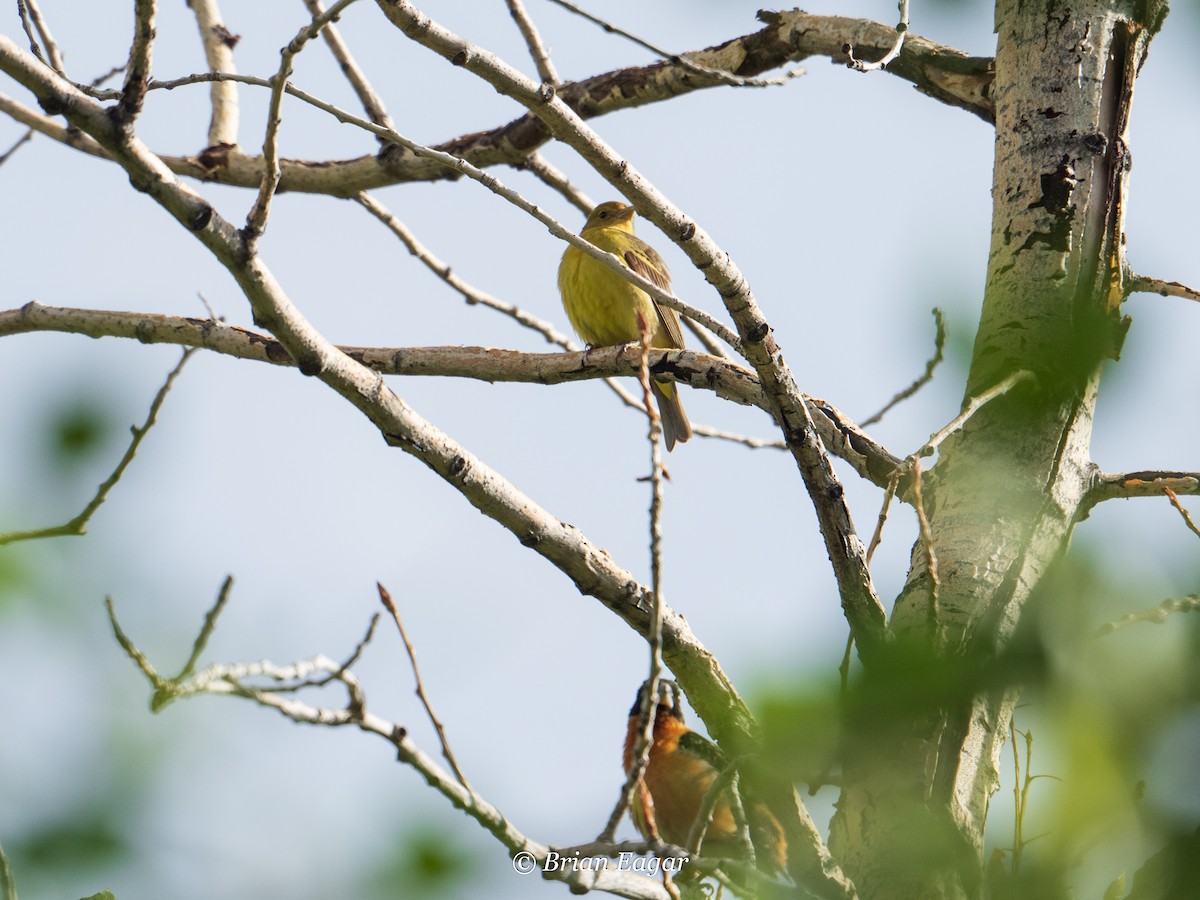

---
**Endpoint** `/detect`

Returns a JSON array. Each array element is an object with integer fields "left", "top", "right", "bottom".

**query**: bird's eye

[{"left": 598, "top": 211, "right": 608, "bottom": 218}]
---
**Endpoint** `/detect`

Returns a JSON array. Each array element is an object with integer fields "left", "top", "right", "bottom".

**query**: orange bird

[{"left": 622, "top": 681, "right": 788, "bottom": 876}]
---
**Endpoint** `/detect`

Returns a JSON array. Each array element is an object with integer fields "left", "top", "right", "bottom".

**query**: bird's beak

[{"left": 613, "top": 205, "right": 636, "bottom": 223}]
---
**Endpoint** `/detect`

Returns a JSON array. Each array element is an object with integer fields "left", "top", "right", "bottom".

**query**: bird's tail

[{"left": 651, "top": 380, "right": 692, "bottom": 452}]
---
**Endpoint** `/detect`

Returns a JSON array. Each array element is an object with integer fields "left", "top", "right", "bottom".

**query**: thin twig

[
  {"left": 173, "top": 576, "right": 235, "bottom": 680},
  {"left": 546, "top": 0, "right": 804, "bottom": 88},
  {"left": 353, "top": 191, "right": 647, "bottom": 414},
  {"left": 681, "top": 316, "right": 733, "bottom": 361},
  {"left": 20, "top": 0, "right": 65, "bottom": 74},
  {"left": 106, "top": 595, "right": 163, "bottom": 687},
  {"left": 506, "top": 0, "right": 559, "bottom": 84},
  {"left": 90, "top": 63, "right": 128, "bottom": 89},
  {"left": 354, "top": 192, "right": 573, "bottom": 346},
  {"left": 247, "top": 1, "right": 359, "bottom": 243},
  {"left": 106, "top": 590, "right": 676, "bottom": 898},
  {"left": 838, "top": 633, "right": 854, "bottom": 698},
  {"left": 0, "top": 128, "right": 33, "bottom": 166},
  {"left": 1095, "top": 595, "right": 1200, "bottom": 637},
  {"left": 304, "top": 0, "right": 394, "bottom": 129},
  {"left": 1127, "top": 273, "right": 1200, "bottom": 304},
  {"left": 377, "top": 583, "right": 473, "bottom": 793},
  {"left": 862, "top": 307, "right": 946, "bottom": 427},
  {"left": 685, "top": 759, "right": 739, "bottom": 857},
  {"left": 514, "top": 152, "right": 593, "bottom": 214},
  {"left": 690, "top": 425, "right": 785, "bottom": 450},
  {"left": 0, "top": 349, "right": 196, "bottom": 546},
  {"left": 724, "top": 772, "right": 756, "bottom": 868},
  {"left": 916, "top": 369, "right": 1035, "bottom": 461},
  {"left": 865, "top": 473, "right": 900, "bottom": 566},
  {"left": 847, "top": 0, "right": 909, "bottom": 72},
  {"left": 599, "top": 330, "right": 668, "bottom": 842},
  {"left": 843, "top": 469, "right": 899, "bottom": 687},
  {"left": 1164, "top": 487, "right": 1200, "bottom": 541},
  {"left": 910, "top": 461, "right": 939, "bottom": 630}
]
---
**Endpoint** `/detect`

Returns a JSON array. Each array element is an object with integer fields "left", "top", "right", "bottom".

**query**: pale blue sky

[{"left": 2, "top": 2, "right": 1198, "bottom": 898}]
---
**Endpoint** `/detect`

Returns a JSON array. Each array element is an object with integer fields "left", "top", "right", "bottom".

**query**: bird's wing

[{"left": 624, "top": 243, "right": 686, "bottom": 350}]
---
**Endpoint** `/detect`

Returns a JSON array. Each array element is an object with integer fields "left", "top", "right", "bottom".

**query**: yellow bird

[{"left": 558, "top": 201, "right": 692, "bottom": 451}]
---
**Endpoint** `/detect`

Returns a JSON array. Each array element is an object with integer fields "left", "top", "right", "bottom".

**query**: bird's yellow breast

[{"left": 558, "top": 227, "right": 658, "bottom": 348}]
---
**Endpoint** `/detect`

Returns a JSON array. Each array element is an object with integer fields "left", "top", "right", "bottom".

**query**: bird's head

[
  {"left": 583, "top": 200, "right": 637, "bottom": 232},
  {"left": 629, "top": 679, "right": 684, "bottom": 722}
]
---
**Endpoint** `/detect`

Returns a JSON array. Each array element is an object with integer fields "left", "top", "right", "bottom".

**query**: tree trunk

[{"left": 827, "top": 1, "right": 1166, "bottom": 896}]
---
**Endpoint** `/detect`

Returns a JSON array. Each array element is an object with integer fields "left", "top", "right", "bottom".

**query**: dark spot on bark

[
  {"left": 1039, "top": 107, "right": 1064, "bottom": 118},
  {"left": 39, "top": 94, "right": 68, "bottom": 116},
  {"left": 826, "top": 483, "right": 844, "bottom": 501},
  {"left": 747, "top": 322, "right": 770, "bottom": 343},
  {"left": 213, "top": 25, "right": 240, "bottom": 48},
  {"left": 449, "top": 455, "right": 467, "bottom": 477},
  {"left": 197, "top": 142, "right": 235, "bottom": 171},
  {"left": 451, "top": 50, "right": 468, "bottom": 66},
  {"left": 1083, "top": 132, "right": 1107, "bottom": 155},
  {"left": 298, "top": 355, "right": 323, "bottom": 376},
  {"left": 1027, "top": 157, "right": 1077, "bottom": 214},
  {"left": 188, "top": 204, "right": 213, "bottom": 231},
  {"left": 265, "top": 342, "right": 291, "bottom": 363},
  {"left": 678, "top": 222, "right": 696, "bottom": 241}
]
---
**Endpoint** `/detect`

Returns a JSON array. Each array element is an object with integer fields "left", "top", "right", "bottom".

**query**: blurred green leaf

[
  {"left": 16, "top": 815, "right": 128, "bottom": 870},
  {"left": 369, "top": 824, "right": 478, "bottom": 898},
  {"left": 45, "top": 398, "right": 113, "bottom": 466}
]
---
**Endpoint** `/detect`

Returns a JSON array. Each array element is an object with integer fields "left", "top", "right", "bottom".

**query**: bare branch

[
  {"left": 846, "top": 0, "right": 909, "bottom": 73},
  {"left": 862, "top": 307, "right": 946, "bottom": 427},
  {"left": 0, "top": 91, "right": 107, "bottom": 157},
  {"left": 1095, "top": 595, "right": 1200, "bottom": 638},
  {"left": 1087, "top": 471, "right": 1200, "bottom": 505},
  {"left": 0, "top": 349, "right": 195, "bottom": 546},
  {"left": 189, "top": 0, "right": 241, "bottom": 148},
  {"left": 506, "top": 0, "right": 559, "bottom": 85},
  {"left": 0, "top": 303, "right": 907, "bottom": 490},
  {"left": 114, "top": 0, "right": 157, "bottom": 128},
  {"left": 0, "top": 33, "right": 764, "bottom": 783},
  {"left": 546, "top": 0, "right": 805, "bottom": 88},
  {"left": 106, "top": 591, "right": 676, "bottom": 898},
  {"left": 377, "top": 583, "right": 473, "bottom": 792},
  {"left": 2, "top": 14, "right": 991, "bottom": 193},
  {"left": 304, "top": 0, "right": 394, "bottom": 129},
  {"left": 1127, "top": 273, "right": 1200, "bottom": 304},
  {"left": 373, "top": 0, "right": 888, "bottom": 686}
]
